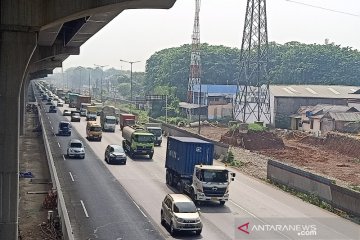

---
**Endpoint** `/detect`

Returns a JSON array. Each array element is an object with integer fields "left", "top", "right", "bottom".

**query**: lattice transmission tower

[
  {"left": 233, "top": 0, "right": 271, "bottom": 123},
  {"left": 187, "top": 0, "right": 201, "bottom": 104}
]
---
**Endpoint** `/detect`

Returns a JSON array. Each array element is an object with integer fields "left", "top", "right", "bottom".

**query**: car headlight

[
  {"left": 175, "top": 216, "right": 184, "bottom": 223},
  {"left": 69, "top": 149, "right": 74, "bottom": 153}
]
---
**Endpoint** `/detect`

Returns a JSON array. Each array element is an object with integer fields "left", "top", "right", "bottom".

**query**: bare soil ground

[
  {"left": 184, "top": 125, "right": 360, "bottom": 187},
  {"left": 18, "top": 111, "right": 53, "bottom": 239}
]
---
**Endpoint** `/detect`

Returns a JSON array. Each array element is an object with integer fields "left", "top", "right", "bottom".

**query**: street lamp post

[
  {"left": 94, "top": 64, "right": 108, "bottom": 105},
  {"left": 119, "top": 59, "right": 140, "bottom": 113}
]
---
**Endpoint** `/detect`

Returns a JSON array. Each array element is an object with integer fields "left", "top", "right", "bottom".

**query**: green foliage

[
  {"left": 248, "top": 123, "right": 267, "bottom": 132},
  {"left": 145, "top": 42, "right": 360, "bottom": 102},
  {"left": 145, "top": 44, "right": 240, "bottom": 101},
  {"left": 222, "top": 150, "right": 245, "bottom": 167}
]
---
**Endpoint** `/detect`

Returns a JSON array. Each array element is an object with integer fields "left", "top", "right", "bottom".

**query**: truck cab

[{"left": 191, "top": 165, "right": 235, "bottom": 205}]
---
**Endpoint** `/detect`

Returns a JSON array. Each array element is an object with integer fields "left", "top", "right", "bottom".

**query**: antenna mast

[
  {"left": 187, "top": 0, "right": 201, "bottom": 104},
  {"left": 234, "top": 0, "right": 271, "bottom": 123}
]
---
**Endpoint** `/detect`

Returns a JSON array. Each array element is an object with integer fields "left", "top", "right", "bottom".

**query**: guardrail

[{"left": 34, "top": 84, "right": 74, "bottom": 240}]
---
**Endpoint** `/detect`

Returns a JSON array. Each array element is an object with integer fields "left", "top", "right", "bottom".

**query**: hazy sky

[{"left": 62, "top": 0, "right": 360, "bottom": 72}]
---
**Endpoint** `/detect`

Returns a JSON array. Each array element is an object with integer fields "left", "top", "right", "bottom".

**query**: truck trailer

[
  {"left": 122, "top": 126, "right": 154, "bottom": 159},
  {"left": 119, "top": 113, "right": 136, "bottom": 130},
  {"left": 165, "top": 137, "right": 235, "bottom": 205}
]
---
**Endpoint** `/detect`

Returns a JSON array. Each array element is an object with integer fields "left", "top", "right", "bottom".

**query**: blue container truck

[{"left": 165, "top": 137, "right": 235, "bottom": 205}]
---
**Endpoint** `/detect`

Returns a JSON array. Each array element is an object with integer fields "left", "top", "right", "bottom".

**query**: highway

[{"left": 38, "top": 92, "right": 359, "bottom": 239}]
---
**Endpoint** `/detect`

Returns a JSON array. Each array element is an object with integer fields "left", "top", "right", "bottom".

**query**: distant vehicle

[
  {"left": 45, "top": 101, "right": 53, "bottom": 105},
  {"left": 144, "top": 123, "right": 162, "bottom": 146},
  {"left": 86, "top": 121, "right": 102, "bottom": 141},
  {"left": 71, "top": 112, "right": 81, "bottom": 122},
  {"left": 119, "top": 113, "right": 136, "bottom": 130},
  {"left": 165, "top": 137, "right": 235, "bottom": 205},
  {"left": 48, "top": 105, "right": 57, "bottom": 113},
  {"left": 63, "top": 109, "right": 71, "bottom": 116},
  {"left": 66, "top": 139, "right": 85, "bottom": 159},
  {"left": 122, "top": 126, "right": 154, "bottom": 159},
  {"left": 86, "top": 105, "right": 97, "bottom": 121},
  {"left": 57, "top": 101, "right": 64, "bottom": 107},
  {"left": 58, "top": 121, "right": 71, "bottom": 136},
  {"left": 100, "top": 106, "right": 117, "bottom": 132},
  {"left": 104, "top": 144, "right": 127, "bottom": 164},
  {"left": 161, "top": 193, "right": 202, "bottom": 236},
  {"left": 76, "top": 96, "right": 91, "bottom": 111}
]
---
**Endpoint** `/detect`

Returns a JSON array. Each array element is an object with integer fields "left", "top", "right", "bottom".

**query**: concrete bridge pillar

[{"left": 0, "top": 31, "right": 37, "bottom": 239}]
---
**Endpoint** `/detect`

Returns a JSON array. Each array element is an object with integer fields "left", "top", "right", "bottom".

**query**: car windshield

[
  {"left": 147, "top": 129, "right": 162, "bottom": 136},
  {"left": 70, "top": 142, "right": 82, "bottom": 148},
  {"left": 134, "top": 135, "right": 154, "bottom": 143},
  {"left": 89, "top": 126, "right": 101, "bottom": 131},
  {"left": 112, "top": 146, "right": 124, "bottom": 153},
  {"left": 173, "top": 202, "right": 197, "bottom": 213},
  {"left": 201, "top": 170, "right": 228, "bottom": 183}
]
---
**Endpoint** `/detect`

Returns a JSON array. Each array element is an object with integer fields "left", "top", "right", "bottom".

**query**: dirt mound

[
  {"left": 299, "top": 135, "right": 325, "bottom": 146},
  {"left": 221, "top": 130, "right": 285, "bottom": 150},
  {"left": 324, "top": 133, "right": 360, "bottom": 158}
]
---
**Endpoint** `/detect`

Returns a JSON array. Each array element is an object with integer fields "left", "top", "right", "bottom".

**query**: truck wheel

[
  {"left": 168, "top": 172, "right": 174, "bottom": 187},
  {"left": 195, "top": 229, "right": 202, "bottom": 235},
  {"left": 149, "top": 153, "right": 154, "bottom": 159},
  {"left": 166, "top": 172, "right": 170, "bottom": 185},
  {"left": 219, "top": 201, "right": 226, "bottom": 205}
]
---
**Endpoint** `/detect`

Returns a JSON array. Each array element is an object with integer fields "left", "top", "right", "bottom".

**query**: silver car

[
  {"left": 161, "top": 194, "right": 202, "bottom": 236},
  {"left": 67, "top": 139, "right": 85, "bottom": 159}
]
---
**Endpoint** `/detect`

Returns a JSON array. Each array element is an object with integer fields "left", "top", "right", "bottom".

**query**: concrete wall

[
  {"left": 267, "top": 160, "right": 360, "bottom": 217},
  {"left": 149, "top": 118, "right": 229, "bottom": 158}
]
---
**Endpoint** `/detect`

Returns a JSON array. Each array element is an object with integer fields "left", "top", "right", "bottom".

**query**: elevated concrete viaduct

[{"left": 0, "top": 0, "right": 176, "bottom": 238}]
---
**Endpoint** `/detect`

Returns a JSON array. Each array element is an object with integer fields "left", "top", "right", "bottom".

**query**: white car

[
  {"left": 67, "top": 139, "right": 85, "bottom": 159},
  {"left": 161, "top": 194, "right": 202, "bottom": 236}
]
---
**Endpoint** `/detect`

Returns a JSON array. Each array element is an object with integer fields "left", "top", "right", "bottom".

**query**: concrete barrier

[
  {"left": 331, "top": 183, "right": 360, "bottom": 217},
  {"left": 267, "top": 159, "right": 360, "bottom": 217},
  {"left": 149, "top": 118, "right": 229, "bottom": 158},
  {"left": 35, "top": 87, "right": 74, "bottom": 240}
]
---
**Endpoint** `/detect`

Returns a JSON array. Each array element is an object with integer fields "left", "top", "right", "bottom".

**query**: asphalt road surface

[{"left": 38, "top": 93, "right": 359, "bottom": 240}]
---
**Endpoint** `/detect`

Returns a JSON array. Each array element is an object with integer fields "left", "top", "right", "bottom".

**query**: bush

[{"left": 248, "top": 123, "right": 267, "bottom": 132}]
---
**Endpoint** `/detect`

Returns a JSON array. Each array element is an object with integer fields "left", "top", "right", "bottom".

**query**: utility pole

[
  {"left": 94, "top": 64, "right": 108, "bottom": 105},
  {"left": 119, "top": 59, "right": 140, "bottom": 113},
  {"left": 233, "top": 0, "right": 271, "bottom": 124}
]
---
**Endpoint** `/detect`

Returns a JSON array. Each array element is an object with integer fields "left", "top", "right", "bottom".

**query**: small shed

[{"left": 322, "top": 112, "right": 360, "bottom": 133}]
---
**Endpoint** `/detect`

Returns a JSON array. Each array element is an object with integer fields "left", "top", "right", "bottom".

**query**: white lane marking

[
  {"left": 51, "top": 126, "right": 53, "bottom": 130},
  {"left": 49, "top": 120, "right": 51, "bottom": 125},
  {"left": 47, "top": 116, "right": 49, "bottom": 119},
  {"left": 132, "top": 200, "right": 147, "bottom": 218},
  {"left": 69, "top": 172, "right": 75, "bottom": 182},
  {"left": 229, "top": 200, "right": 292, "bottom": 240},
  {"left": 80, "top": 200, "right": 89, "bottom": 218},
  {"left": 57, "top": 142, "right": 61, "bottom": 148},
  {"left": 63, "top": 155, "right": 66, "bottom": 161}
]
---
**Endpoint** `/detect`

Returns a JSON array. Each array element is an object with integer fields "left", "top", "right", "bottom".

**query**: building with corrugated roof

[{"left": 190, "top": 84, "right": 360, "bottom": 128}]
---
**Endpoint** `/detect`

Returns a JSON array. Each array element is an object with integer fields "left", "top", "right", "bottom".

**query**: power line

[{"left": 285, "top": 0, "right": 360, "bottom": 18}]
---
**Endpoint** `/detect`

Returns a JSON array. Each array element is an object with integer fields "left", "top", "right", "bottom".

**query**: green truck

[{"left": 122, "top": 126, "right": 154, "bottom": 159}]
